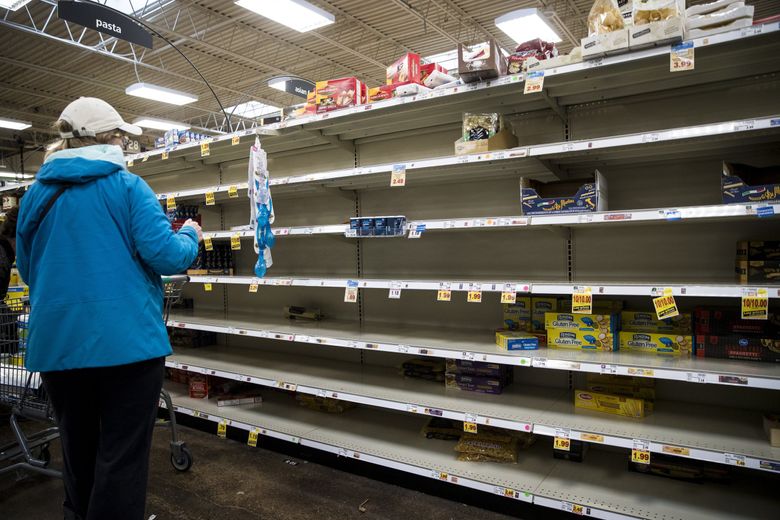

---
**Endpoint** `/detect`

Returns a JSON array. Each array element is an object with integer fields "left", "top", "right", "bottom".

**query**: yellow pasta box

[
  {"left": 531, "top": 297, "right": 559, "bottom": 331},
  {"left": 574, "top": 389, "right": 648, "bottom": 418},
  {"left": 586, "top": 374, "right": 655, "bottom": 388},
  {"left": 619, "top": 331, "right": 692, "bottom": 356},
  {"left": 547, "top": 327, "right": 616, "bottom": 351},
  {"left": 621, "top": 311, "right": 692, "bottom": 334},
  {"left": 503, "top": 297, "right": 531, "bottom": 331},
  {"left": 496, "top": 330, "right": 539, "bottom": 350},
  {"left": 585, "top": 382, "right": 656, "bottom": 400},
  {"left": 544, "top": 312, "right": 619, "bottom": 333}
]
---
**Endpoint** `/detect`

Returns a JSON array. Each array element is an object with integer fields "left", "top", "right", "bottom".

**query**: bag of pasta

[
  {"left": 587, "top": 0, "right": 626, "bottom": 35},
  {"left": 454, "top": 427, "right": 536, "bottom": 463},
  {"left": 633, "top": 0, "right": 681, "bottom": 25}
]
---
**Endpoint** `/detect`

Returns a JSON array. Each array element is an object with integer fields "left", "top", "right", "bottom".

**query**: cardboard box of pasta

[
  {"left": 722, "top": 162, "right": 780, "bottom": 204},
  {"left": 496, "top": 330, "right": 539, "bottom": 350},
  {"left": 619, "top": 332, "right": 692, "bottom": 356},
  {"left": 446, "top": 359, "right": 513, "bottom": 380},
  {"left": 737, "top": 241, "right": 780, "bottom": 261},
  {"left": 545, "top": 312, "right": 619, "bottom": 333},
  {"left": 695, "top": 335, "right": 780, "bottom": 363},
  {"left": 531, "top": 297, "right": 559, "bottom": 332},
  {"left": 547, "top": 328, "right": 616, "bottom": 351},
  {"left": 629, "top": 17, "right": 683, "bottom": 49},
  {"left": 622, "top": 311, "right": 692, "bottom": 334},
  {"left": 586, "top": 382, "right": 656, "bottom": 400},
  {"left": 574, "top": 389, "right": 648, "bottom": 418},
  {"left": 521, "top": 170, "right": 607, "bottom": 215},
  {"left": 503, "top": 298, "right": 531, "bottom": 330},
  {"left": 581, "top": 29, "right": 629, "bottom": 59},
  {"left": 736, "top": 260, "right": 780, "bottom": 284},
  {"left": 445, "top": 372, "right": 506, "bottom": 394},
  {"left": 695, "top": 307, "right": 780, "bottom": 336}
]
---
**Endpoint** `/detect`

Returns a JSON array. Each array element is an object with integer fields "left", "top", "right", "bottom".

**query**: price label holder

[
  {"left": 562, "top": 502, "right": 585, "bottom": 515},
  {"left": 572, "top": 286, "right": 593, "bottom": 314},
  {"left": 437, "top": 282, "right": 452, "bottom": 302},
  {"left": 200, "top": 141, "right": 210, "bottom": 157},
  {"left": 725, "top": 453, "right": 746, "bottom": 467},
  {"left": 205, "top": 191, "right": 215, "bottom": 206},
  {"left": 217, "top": 419, "right": 227, "bottom": 439},
  {"left": 230, "top": 234, "right": 241, "bottom": 251},
  {"left": 228, "top": 185, "right": 239, "bottom": 198},
  {"left": 389, "top": 282, "right": 402, "bottom": 299},
  {"left": 741, "top": 288, "right": 768, "bottom": 320},
  {"left": 204, "top": 236, "right": 213, "bottom": 251},
  {"left": 600, "top": 364, "right": 617, "bottom": 375},
  {"left": 204, "top": 283, "right": 213, "bottom": 292},
  {"left": 391, "top": 164, "right": 406, "bottom": 187},
  {"left": 231, "top": 135, "right": 241, "bottom": 146},
  {"left": 463, "top": 413, "right": 478, "bottom": 433},
  {"left": 166, "top": 195, "right": 176, "bottom": 211},
  {"left": 553, "top": 428, "right": 571, "bottom": 451},
  {"left": 500, "top": 283, "right": 517, "bottom": 304},
  {"left": 467, "top": 283, "right": 482, "bottom": 303},
  {"left": 408, "top": 224, "right": 425, "bottom": 239},
  {"left": 653, "top": 287, "right": 679, "bottom": 320},
  {"left": 249, "top": 280, "right": 259, "bottom": 293},
  {"left": 344, "top": 280, "right": 359, "bottom": 303},
  {"left": 687, "top": 372, "right": 707, "bottom": 383},
  {"left": 632, "top": 439, "right": 651, "bottom": 465},
  {"left": 524, "top": 71, "right": 544, "bottom": 94},
  {"left": 670, "top": 41, "right": 694, "bottom": 72},
  {"left": 161, "top": 151, "right": 169, "bottom": 160},
  {"left": 247, "top": 428, "right": 259, "bottom": 447}
]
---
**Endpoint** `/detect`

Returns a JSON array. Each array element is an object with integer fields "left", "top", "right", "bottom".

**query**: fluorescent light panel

[
  {"left": 0, "top": 172, "right": 34, "bottom": 179},
  {"left": 0, "top": 1, "right": 32, "bottom": 11},
  {"left": 125, "top": 83, "right": 198, "bottom": 106},
  {"left": 225, "top": 101, "right": 279, "bottom": 120},
  {"left": 0, "top": 117, "right": 31, "bottom": 130},
  {"left": 495, "top": 8, "right": 561, "bottom": 44},
  {"left": 235, "top": 0, "right": 335, "bottom": 32},
  {"left": 133, "top": 118, "right": 190, "bottom": 131},
  {"left": 268, "top": 78, "right": 287, "bottom": 92}
]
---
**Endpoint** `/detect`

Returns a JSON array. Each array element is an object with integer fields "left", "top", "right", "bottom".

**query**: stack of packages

[
  {"left": 455, "top": 112, "right": 518, "bottom": 155},
  {"left": 311, "top": 77, "right": 367, "bottom": 114},
  {"left": 582, "top": 0, "right": 630, "bottom": 58},
  {"left": 628, "top": 0, "right": 685, "bottom": 49},
  {"left": 457, "top": 40, "right": 507, "bottom": 83},
  {"left": 455, "top": 427, "right": 536, "bottom": 463},
  {"left": 185, "top": 374, "right": 263, "bottom": 406},
  {"left": 619, "top": 310, "right": 693, "bottom": 355},
  {"left": 168, "top": 329, "right": 217, "bottom": 348},
  {"left": 575, "top": 374, "right": 655, "bottom": 419},
  {"left": 401, "top": 358, "right": 446, "bottom": 382},
  {"left": 507, "top": 39, "right": 558, "bottom": 74},
  {"left": 367, "top": 53, "right": 456, "bottom": 103},
  {"left": 445, "top": 359, "right": 513, "bottom": 395},
  {"left": 188, "top": 243, "right": 235, "bottom": 275},
  {"left": 167, "top": 367, "right": 190, "bottom": 385},
  {"left": 499, "top": 296, "right": 556, "bottom": 349},
  {"left": 421, "top": 418, "right": 463, "bottom": 440},
  {"left": 167, "top": 205, "right": 200, "bottom": 232},
  {"left": 695, "top": 306, "right": 780, "bottom": 363},
  {"left": 685, "top": 0, "right": 755, "bottom": 39},
  {"left": 736, "top": 240, "right": 780, "bottom": 286},
  {"left": 545, "top": 301, "right": 622, "bottom": 352},
  {"left": 296, "top": 394, "right": 355, "bottom": 413}
]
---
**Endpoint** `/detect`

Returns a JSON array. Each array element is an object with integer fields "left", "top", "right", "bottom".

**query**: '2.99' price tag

[{"left": 523, "top": 71, "right": 545, "bottom": 94}]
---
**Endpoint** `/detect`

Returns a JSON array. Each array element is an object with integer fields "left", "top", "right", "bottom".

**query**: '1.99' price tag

[
  {"left": 232, "top": 135, "right": 240, "bottom": 146},
  {"left": 500, "top": 283, "right": 517, "bottom": 304},
  {"left": 217, "top": 420, "right": 227, "bottom": 438},
  {"left": 205, "top": 191, "right": 215, "bottom": 206},
  {"left": 632, "top": 439, "right": 651, "bottom": 464},
  {"left": 437, "top": 283, "right": 452, "bottom": 302}
]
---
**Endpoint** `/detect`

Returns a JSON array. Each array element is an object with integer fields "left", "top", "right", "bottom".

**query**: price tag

[
  {"left": 467, "top": 284, "right": 482, "bottom": 303},
  {"left": 204, "top": 283, "right": 213, "bottom": 292},
  {"left": 725, "top": 453, "right": 746, "bottom": 467},
  {"left": 141, "top": 155, "right": 148, "bottom": 162},
  {"left": 554, "top": 437, "right": 571, "bottom": 451},
  {"left": 653, "top": 288, "right": 679, "bottom": 320},
  {"left": 249, "top": 281, "right": 259, "bottom": 293},
  {"left": 572, "top": 286, "right": 592, "bottom": 314},
  {"left": 161, "top": 151, "right": 169, "bottom": 160},
  {"left": 500, "top": 283, "right": 517, "bottom": 304},
  {"left": 204, "top": 236, "right": 213, "bottom": 251},
  {"left": 391, "top": 164, "right": 406, "bottom": 187},
  {"left": 276, "top": 381, "right": 298, "bottom": 392},
  {"left": 581, "top": 433, "right": 604, "bottom": 443},
  {"left": 600, "top": 364, "right": 617, "bottom": 375},
  {"left": 205, "top": 191, "right": 215, "bottom": 205},
  {"left": 532, "top": 357, "right": 547, "bottom": 368},
  {"left": 523, "top": 71, "right": 544, "bottom": 94},
  {"left": 217, "top": 420, "right": 227, "bottom": 438},
  {"left": 231, "top": 135, "right": 240, "bottom": 146},
  {"left": 562, "top": 502, "right": 585, "bottom": 515},
  {"left": 344, "top": 280, "right": 358, "bottom": 303},
  {"left": 687, "top": 372, "right": 706, "bottom": 383},
  {"left": 230, "top": 234, "right": 241, "bottom": 250},
  {"left": 670, "top": 41, "right": 694, "bottom": 72},
  {"left": 228, "top": 185, "right": 239, "bottom": 198},
  {"left": 388, "top": 282, "right": 402, "bottom": 299},
  {"left": 437, "top": 283, "right": 452, "bottom": 302},
  {"left": 127, "top": 159, "right": 134, "bottom": 167},
  {"left": 166, "top": 195, "right": 176, "bottom": 211},
  {"left": 627, "top": 368, "right": 654, "bottom": 377},
  {"left": 247, "top": 428, "right": 259, "bottom": 447},
  {"left": 741, "top": 288, "right": 768, "bottom": 320},
  {"left": 463, "top": 421, "right": 478, "bottom": 434},
  {"left": 632, "top": 439, "right": 651, "bottom": 464},
  {"left": 200, "top": 141, "right": 210, "bottom": 157},
  {"left": 408, "top": 224, "right": 425, "bottom": 239}
]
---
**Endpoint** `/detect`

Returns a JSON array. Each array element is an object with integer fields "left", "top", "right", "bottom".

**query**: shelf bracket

[
  {"left": 542, "top": 91, "right": 567, "bottom": 124},
  {"left": 303, "top": 129, "right": 356, "bottom": 155},
  {"left": 537, "top": 158, "right": 570, "bottom": 181}
]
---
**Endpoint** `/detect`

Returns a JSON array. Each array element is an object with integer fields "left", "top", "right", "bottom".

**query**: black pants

[{"left": 41, "top": 357, "right": 165, "bottom": 520}]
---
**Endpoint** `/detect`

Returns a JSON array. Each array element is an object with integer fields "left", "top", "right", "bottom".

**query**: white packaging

[
  {"left": 629, "top": 16, "right": 684, "bottom": 48},
  {"left": 422, "top": 69, "right": 457, "bottom": 88},
  {"left": 686, "top": 0, "right": 742, "bottom": 17},
  {"left": 582, "top": 29, "right": 630, "bottom": 58},
  {"left": 395, "top": 83, "right": 432, "bottom": 97},
  {"left": 686, "top": 4, "right": 753, "bottom": 30},
  {"left": 686, "top": 16, "right": 754, "bottom": 38}
]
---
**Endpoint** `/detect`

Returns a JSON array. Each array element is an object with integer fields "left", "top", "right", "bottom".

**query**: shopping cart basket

[
  {"left": 0, "top": 296, "right": 61, "bottom": 479},
  {"left": 159, "top": 274, "right": 193, "bottom": 472}
]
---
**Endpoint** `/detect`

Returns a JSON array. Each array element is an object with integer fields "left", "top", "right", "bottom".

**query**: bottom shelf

[{"left": 165, "top": 385, "right": 777, "bottom": 520}]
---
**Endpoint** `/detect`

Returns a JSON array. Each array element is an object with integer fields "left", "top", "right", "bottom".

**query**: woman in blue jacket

[{"left": 16, "top": 97, "right": 202, "bottom": 520}]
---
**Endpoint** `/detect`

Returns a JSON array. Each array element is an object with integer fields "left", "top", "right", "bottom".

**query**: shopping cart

[
  {"left": 159, "top": 274, "right": 193, "bottom": 472},
  {"left": 0, "top": 296, "right": 61, "bottom": 479}
]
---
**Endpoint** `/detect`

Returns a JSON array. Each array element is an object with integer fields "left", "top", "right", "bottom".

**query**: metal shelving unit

[{"left": 146, "top": 23, "right": 780, "bottom": 519}]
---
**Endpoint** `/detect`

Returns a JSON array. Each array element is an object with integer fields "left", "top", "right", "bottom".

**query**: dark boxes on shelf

[
  {"left": 167, "top": 205, "right": 201, "bottom": 232},
  {"left": 695, "top": 335, "right": 780, "bottom": 363},
  {"left": 169, "top": 328, "right": 217, "bottom": 348},
  {"left": 445, "top": 359, "right": 513, "bottom": 394},
  {"left": 722, "top": 162, "right": 780, "bottom": 204},
  {"left": 350, "top": 216, "right": 406, "bottom": 237},
  {"left": 457, "top": 40, "right": 507, "bottom": 83},
  {"left": 188, "top": 244, "right": 235, "bottom": 275},
  {"left": 521, "top": 170, "right": 607, "bottom": 215},
  {"left": 401, "top": 358, "right": 445, "bottom": 382}
]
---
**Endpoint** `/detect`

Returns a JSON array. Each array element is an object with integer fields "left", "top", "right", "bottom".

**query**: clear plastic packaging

[
  {"left": 632, "top": 0, "right": 681, "bottom": 26},
  {"left": 686, "top": 3, "right": 753, "bottom": 30},
  {"left": 588, "top": 0, "right": 626, "bottom": 35},
  {"left": 462, "top": 113, "right": 500, "bottom": 142}
]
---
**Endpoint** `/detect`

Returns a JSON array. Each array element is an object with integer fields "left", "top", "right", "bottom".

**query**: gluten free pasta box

[
  {"left": 547, "top": 328, "right": 616, "bottom": 351},
  {"left": 619, "top": 332, "right": 692, "bottom": 356},
  {"left": 621, "top": 311, "right": 692, "bottom": 334},
  {"left": 495, "top": 330, "right": 539, "bottom": 350},
  {"left": 574, "top": 389, "right": 648, "bottom": 418}
]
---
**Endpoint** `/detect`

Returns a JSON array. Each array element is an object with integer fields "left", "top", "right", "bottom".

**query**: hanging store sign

[{"left": 58, "top": 1, "right": 154, "bottom": 49}]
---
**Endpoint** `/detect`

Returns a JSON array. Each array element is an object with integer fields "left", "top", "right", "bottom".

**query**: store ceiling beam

[
  {"left": 427, "top": 0, "right": 499, "bottom": 43},
  {"left": 389, "top": 0, "right": 461, "bottom": 45}
]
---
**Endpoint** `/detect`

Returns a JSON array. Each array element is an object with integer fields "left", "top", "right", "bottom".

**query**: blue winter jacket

[{"left": 16, "top": 145, "right": 199, "bottom": 372}]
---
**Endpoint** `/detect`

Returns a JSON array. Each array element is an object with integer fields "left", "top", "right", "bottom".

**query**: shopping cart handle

[{"left": 161, "top": 275, "right": 190, "bottom": 284}]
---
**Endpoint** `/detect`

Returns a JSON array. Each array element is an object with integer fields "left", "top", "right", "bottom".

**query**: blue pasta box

[
  {"left": 374, "top": 217, "right": 388, "bottom": 236},
  {"left": 359, "top": 218, "right": 374, "bottom": 236},
  {"left": 521, "top": 170, "right": 607, "bottom": 215},
  {"left": 722, "top": 162, "right": 780, "bottom": 204}
]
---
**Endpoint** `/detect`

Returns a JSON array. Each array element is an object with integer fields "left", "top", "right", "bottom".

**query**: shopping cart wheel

[{"left": 170, "top": 445, "right": 193, "bottom": 472}]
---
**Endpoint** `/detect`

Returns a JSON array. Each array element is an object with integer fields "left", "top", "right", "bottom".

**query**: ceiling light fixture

[
  {"left": 225, "top": 101, "right": 279, "bottom": 120},
  {"left": 0, "top": 1, "right": 33, "bottom": 11},
  {"left": 235, "top": 0, "right": 335, "bottom": 33},
  {"left": 125, "top": 83, "right": 198, "bottom": 106},
  {"left": 133, "top": 118, "right": 191, "bottom": 131},
  {"left": 0, "top": 172, "right": 34, "bottom": 179},
  {"left": 495, "top": 8, "right": 561, "bottom": 44},
  {"left": 0, "top": 117, "right": 32, "bottom": 131}
]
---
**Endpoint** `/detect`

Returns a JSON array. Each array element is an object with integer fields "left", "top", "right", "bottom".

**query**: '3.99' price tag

[{"left": 670, "top": 41, "right": 694, "bottom": 72}]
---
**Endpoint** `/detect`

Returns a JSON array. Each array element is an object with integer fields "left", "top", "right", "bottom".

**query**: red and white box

[
  {"left": 315, "top": 77, "right": 364, "bottom": 113},
  {"left": 387, "top": 52, "right": 421, "bottom": 85}
]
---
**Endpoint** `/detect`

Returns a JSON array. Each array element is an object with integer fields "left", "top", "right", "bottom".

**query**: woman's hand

[{"left": 181, "top": 219, "right": 203, "bottom": 242}]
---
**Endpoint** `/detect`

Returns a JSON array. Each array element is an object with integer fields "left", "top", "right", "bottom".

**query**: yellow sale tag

[
  {"left": 653, "top": 288, "right": 679, "bottom": 320},
  {"left": 463, "top": 422, "right": 478, "bottom": 433},
  {"left": 200, "top": 141, "right": 210, "bottom": 157},
  {"left": 127, "top": 159, "right": 134, "bottom": 167},
  {"left": 232, "top": 135, "right": 240, "bottom": 146},
  {"left": 524, "top": 71, "right": 544, "bottom": 94},
  {"left": 205, "top": 191, "right": 215, "bottom": 205},
  {"left": 632, "top": 449, "right": 651, "bottom": 464},
  {"left": 204, "top": 283, "right": 213, "bottom": 292},
  {"left": 670, "top": 42, "right": 694, "bottom": 72},
  {"left": 437, "top": 290, "right": 451, "bottom": 302},
  {"left": 581, "top": 433, "right": 604, "bottom": 443},
  {"left": 228, "top": 185, "right": 239, "bottom": 198},
  {"left": 142, "top": 155, "right": 148, "bottom": 162},
  {"left": 249, "top": 283, "right": 259, "bottom": 293},
  {"left": 161, "top": 151, "right": 169, "bottom": 160},
  {"left": 217, "top": 420, "right": 227, "bottom": 438},
  {"left": 247, "top": 429, "right": 259, "bottom": 447},
  {"left": 571, "top": 505, "right": 584, "bottom": 515},
  {"left": 742, "top": 289, "right": 768, "bottom": 320},
  {"left": 166, "top": 196, "right": 176, "bottom": 211},
  {"left": 501, "top": 291, "right": 516, "bottom": 304},
  {"left": 467, "top": 291, "right": 482, "bottom": 303},
  {"left": 231, "top": 234, "right": 241, "bottom": 250},
  {"left": 554, "top": 437, "right": 571, "bottom": 451},
  {"left": 204, "top": 236, "right": 213, "bottom": 251},
  {"left": 572, "top": 287, "right": 592, "bottom": 314}
]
